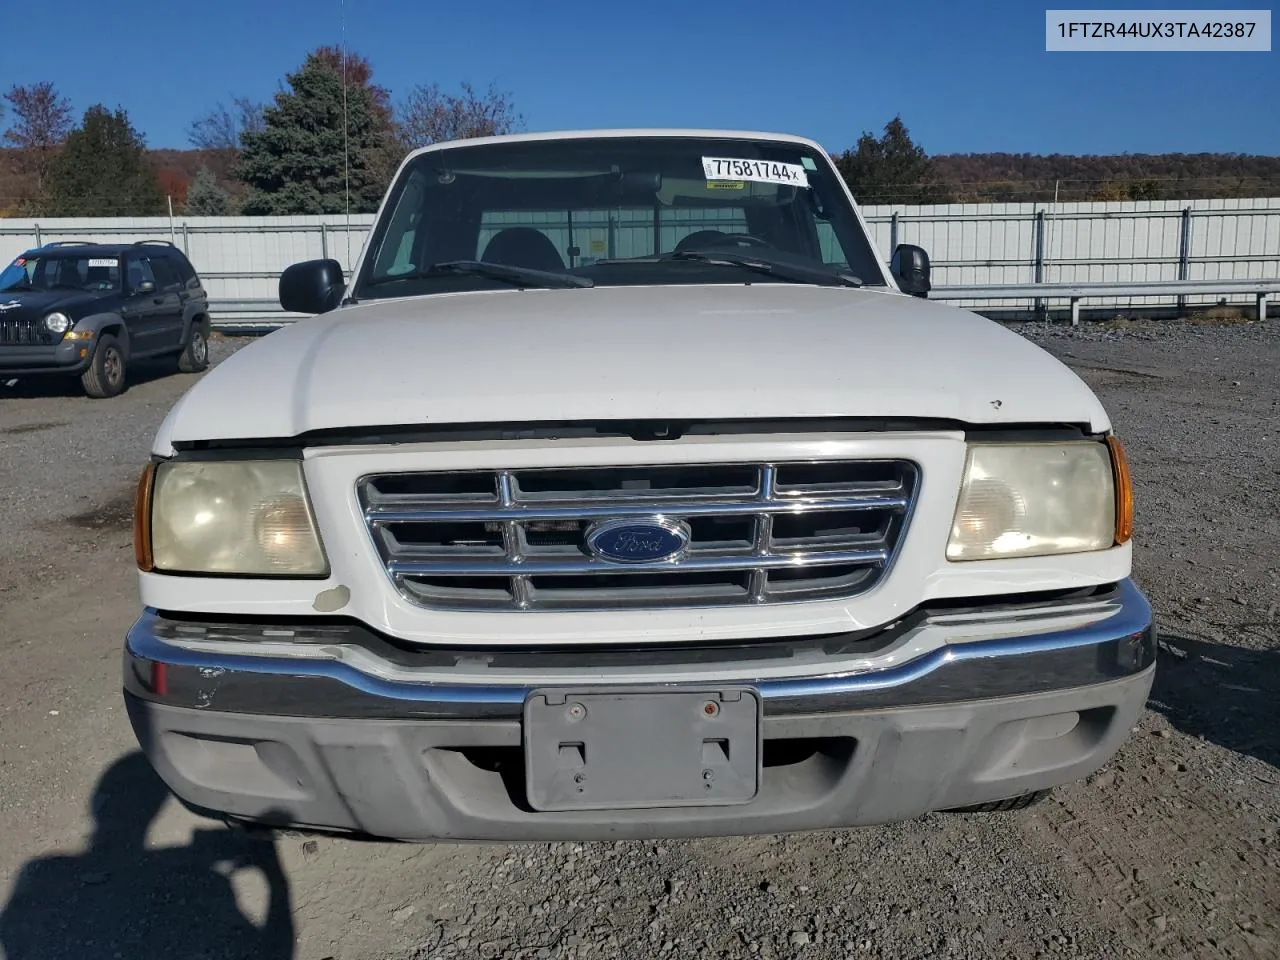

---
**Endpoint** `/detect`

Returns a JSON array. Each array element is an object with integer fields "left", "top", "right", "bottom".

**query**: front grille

[
  {"left": 359, "top": 460, "right": 919, "bottom": 611},
  {"left": 0, "top": 316, "right": 54, "bottom": 345}
]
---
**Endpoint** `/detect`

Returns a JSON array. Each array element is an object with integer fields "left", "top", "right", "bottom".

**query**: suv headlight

[
  {"left": 947, "top": 440, "right": 1129, "bottom": 561},
  {"left": 44, "top": 312, "right": 72, "bottom": 334},
  {"left": 139, "top": 460, "right": 328, "bottom": 575}
]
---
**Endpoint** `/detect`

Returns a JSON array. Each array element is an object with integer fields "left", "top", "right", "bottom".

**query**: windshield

[
  {"left": 0, "top": 253, "right": 122, "bottom": 294},
  {"left": 353, "top": 136, "right": 887, "bottom": 300}
]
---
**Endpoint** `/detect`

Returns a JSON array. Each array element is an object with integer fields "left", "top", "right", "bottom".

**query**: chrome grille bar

[
  {"left": 496, "top": 472, "right": 532, "bottom": 609},
  {"left": 364, "top": 493, "right": 908, "bottom": 523},
  {"left": 749, "top": 466, "right": 777, "bottom": 602},
  {"left": 359, "top": 459, "right": 919, "bottom": 611},
  {"left": 386, "top": 546, "right": 890, "bottom": 577}
]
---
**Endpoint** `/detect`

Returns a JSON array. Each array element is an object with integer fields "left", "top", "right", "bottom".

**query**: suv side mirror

[
  {"left": 890, "top": 244, "right": 931, "bottom": 298},
  {"left": 280, "top": 259, "right": 345, "bottom": 315},
  {"left": 134, "top": 280, "right": 156, "bottom": 295}
]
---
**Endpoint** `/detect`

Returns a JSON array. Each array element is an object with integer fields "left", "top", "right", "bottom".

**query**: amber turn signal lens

[
  {"left": 133, "top": 463, "right": 156, "bottom": 571},
  {"left": 1107, "top": 436, "right": 1133, "bottom": 545}
]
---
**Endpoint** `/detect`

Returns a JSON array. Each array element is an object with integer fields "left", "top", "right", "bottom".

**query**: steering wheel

[{"left": 705, "top": 233, "right": 772, "bottom": 250}]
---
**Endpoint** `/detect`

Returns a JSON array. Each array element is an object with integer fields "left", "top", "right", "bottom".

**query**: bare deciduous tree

[
  {"left": 3, "top": 82, "right": 74, "bottom": 194},
  {"left": 396, "top": 82, "right": 523, "bottom": 150},
  {"left": 187, "top": 97, "right": 267, "bottom": 153}
]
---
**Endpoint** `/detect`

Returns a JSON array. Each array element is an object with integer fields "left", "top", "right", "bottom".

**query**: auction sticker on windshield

[
  {"left": 702, "top": 157, "right": 810, "bottom": 188},
  {"left": 87, "top": 259, "right": 118, "bottom": 267}
]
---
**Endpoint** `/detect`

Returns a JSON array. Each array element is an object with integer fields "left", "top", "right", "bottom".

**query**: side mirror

[
  {"left": 890, "top": 244, "right": 931, "bottom": 298},
  {"left": 134, "top": 280, "right": 156, "bottom": 295},
  {"left": 279, "top": 259, "right": 345, "bottom": 315}
]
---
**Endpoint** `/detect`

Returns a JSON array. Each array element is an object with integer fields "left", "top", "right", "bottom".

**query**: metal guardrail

[
  {"left": 209, "top": 278, "right": 1279, "bottom": 333},
  {"left": 928, "top": 278, "right": 1280, "bottom": 325}
]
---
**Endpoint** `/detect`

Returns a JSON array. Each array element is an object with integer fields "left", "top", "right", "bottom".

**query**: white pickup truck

[{"left": 124, "top": 129, "right": 1154, "bottom": 841}]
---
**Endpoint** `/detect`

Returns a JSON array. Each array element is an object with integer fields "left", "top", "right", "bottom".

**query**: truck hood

[{"left": 156, "top": 284, "right": 1110, "bottom": 449}]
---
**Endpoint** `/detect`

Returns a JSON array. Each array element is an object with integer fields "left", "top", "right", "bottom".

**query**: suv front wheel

[{"left": 81, "top": 334, "right": 127, "bottom": 399}]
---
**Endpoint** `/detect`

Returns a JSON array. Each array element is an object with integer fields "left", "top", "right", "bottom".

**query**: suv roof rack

[
  {"left": 132, "top": 239, "right": 176, "bottom": 248},
  {"left": 43, "top": 240, "right": 94, "bottom": 247}
]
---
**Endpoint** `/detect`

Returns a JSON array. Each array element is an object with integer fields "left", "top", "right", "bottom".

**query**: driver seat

[
  {"left": 481, "top": 228, "right": 565, "bottom": 272},
  {"left": 57, "top": 259, "right": 84, "bottom": 287}
]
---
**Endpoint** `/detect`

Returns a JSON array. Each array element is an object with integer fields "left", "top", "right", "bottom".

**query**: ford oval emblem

[{"left": 584, "top": 517, "right": 691, "bottom": 564}]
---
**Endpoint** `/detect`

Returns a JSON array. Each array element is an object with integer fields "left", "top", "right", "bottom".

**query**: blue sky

[{"left": 4, "top": 0, "right": 1277, "bottom": 155}]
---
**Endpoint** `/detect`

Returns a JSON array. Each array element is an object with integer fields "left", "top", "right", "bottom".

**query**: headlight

[
  {"left": 147, "top": 460, "right": 328, "bottom": 575},
  {"left": 947, "top": 442, "right": 1118, "bottom": 560},
  {"left": 44, "top": 312, "right": 71, "bottom": 334}
]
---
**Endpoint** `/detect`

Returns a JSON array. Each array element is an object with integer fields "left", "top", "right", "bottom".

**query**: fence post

[
  {"left": 182, "top": 221, "right": 190, "bottom": 254},
  {"left": 1033, "top": 208, "right": 1046, "bottom": 320},
  {"left": 889, "top": 212, "right": 899, "bottom": 253},
  {"left": 33, "top": 223, "right": 42, "bottom": 247},
  {"left": 1177, "top": 206, "right": 1192, "bottom": 313},
  {"left": 320, "top": 223, "right": 329, "bottom": 260}
]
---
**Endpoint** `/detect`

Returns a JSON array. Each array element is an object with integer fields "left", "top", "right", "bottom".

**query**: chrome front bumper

[
  {"left": 123, "top": 580, "right": 1155, "bottom": 720},
  {"left": 122, "top": 580, "right": 1156, "bottom": 840}
]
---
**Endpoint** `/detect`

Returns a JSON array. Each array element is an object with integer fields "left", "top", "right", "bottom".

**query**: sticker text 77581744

[{"left": 701, "top": 157, "right": 810, "bottom": 188}]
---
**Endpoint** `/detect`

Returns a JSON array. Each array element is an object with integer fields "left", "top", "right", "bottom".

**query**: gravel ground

[{"left": 0, "top": 319, "right": 1276, "bottom": 960}]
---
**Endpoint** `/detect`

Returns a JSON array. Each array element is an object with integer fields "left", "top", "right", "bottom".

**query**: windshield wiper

[
  {"left": 366, "top": 260, "right": 592, "bottom": 290},
  {"left": 597, "top": 251, "right": 862, "bottom": 288},
  {"left": 667, "top": 250, "right": 863, "bottom": 287}
]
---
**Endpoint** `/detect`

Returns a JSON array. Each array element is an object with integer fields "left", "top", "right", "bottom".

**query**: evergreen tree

[
  {"left": 43, "top": 105, "right": 164, "bottom": 216},
  {"left": 236, "top": 49, "right": 392, "bottom": 215},
  {"left": 185, "top": 165, "right": 231, "bottom": 215},
  {"left": 835, "top": 117, "right": 949, "bottom": 205}
]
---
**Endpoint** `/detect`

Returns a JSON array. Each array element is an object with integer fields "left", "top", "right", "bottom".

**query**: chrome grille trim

[
  {"left": 384, "top": 547, "right": 890, "bottom": 576},
  {"left": 359, "top": 460, "right": 919, "bottom": 611},
  {"left": 363, "top": 493, "right": 910, "bottom": 523}
]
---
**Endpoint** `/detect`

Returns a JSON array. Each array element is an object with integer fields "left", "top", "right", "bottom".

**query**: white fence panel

[{"left": 2, "top": 197, "right": 1277, "bottom": 320}]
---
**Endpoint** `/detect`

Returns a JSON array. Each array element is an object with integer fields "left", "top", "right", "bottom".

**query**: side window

[
  {"left": 814, "top": 222, "right": 850, "bottom": 268},
  {"left": 149, "top": 257, "right": 181, "bottom": 291},
  {"left": 172, "top": 254, "right": 198, "bottom": 285},
  {"left": 372, "top": 170, "right": 426, "bottom": 277},
  {"left": 126, "top": 257, "right": 157, "bottom": 293}
]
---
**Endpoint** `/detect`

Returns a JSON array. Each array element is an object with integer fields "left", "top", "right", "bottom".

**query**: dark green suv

[{"left": 0, "top": 240, "right": 212, "bottom": 398}]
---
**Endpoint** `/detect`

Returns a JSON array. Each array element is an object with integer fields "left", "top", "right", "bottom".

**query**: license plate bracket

[{"left": 523, "top": 687, "right": 761, "bottom": 812}]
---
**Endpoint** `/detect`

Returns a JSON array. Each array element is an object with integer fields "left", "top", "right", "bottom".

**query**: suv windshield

[
  {"left": 0, "top": 253, "right": 122, "bottom": 294},
  {"left": 353, "top": 136, "right": 887, "bottom": 300}
]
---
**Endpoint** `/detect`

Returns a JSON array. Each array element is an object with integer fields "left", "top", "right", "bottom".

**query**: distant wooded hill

[
  {"left": 923, "top": 152, "right": 1280, "bottom": 204},
  {"left": 3, "top": 147, "right": 1280, "bottom": 215}
]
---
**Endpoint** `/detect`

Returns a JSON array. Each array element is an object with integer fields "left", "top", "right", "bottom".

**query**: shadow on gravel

[
  {"left": 0, "top": 360, "right": 189, "bottom": 399},
  {"left": 63, "top": 487, "right": 138, "bottom": 531},
  {"left": 1149, "top": 633, "right": 1280, "bottom": 770},
  {"left": 0, "top": 753, "right": 295, "bottom": 960},
  {"left": 0, "top": 420, "right": 69, "bottom": 435}
]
